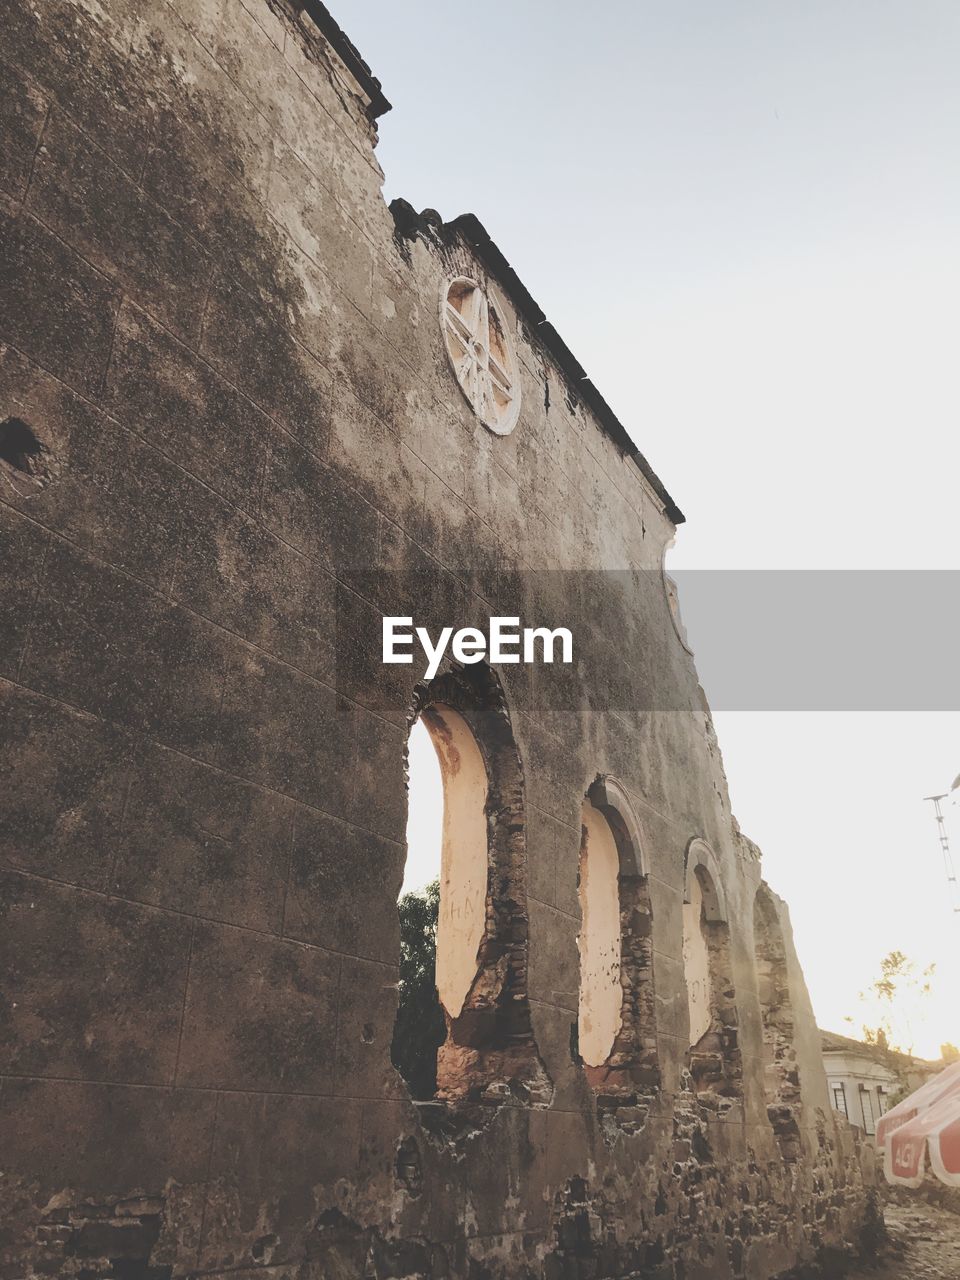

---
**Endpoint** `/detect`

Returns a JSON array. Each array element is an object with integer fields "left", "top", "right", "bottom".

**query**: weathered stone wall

[{"left": 0, "top": 1, "right": 873, "bottom": 1276}]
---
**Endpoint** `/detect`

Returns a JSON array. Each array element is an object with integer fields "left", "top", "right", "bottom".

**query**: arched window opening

[
  {"left": 392, "top": 664, "right": 547, "bottom": 1110},
  {"left": 578, "top": 798, "right": 622, "bottom": 1068},
  {"left": 393, "top": 706, "right": 488, "bottom": 1099},
  {"left": 754, "top": 884, "right": 802, "bottom": 1159},
  {"left": 682, "top": 843, "right": 742, "bottom": 1108},
  {"left": 683, "top": 872, "right": 713, "bottom": 1047},
  {"left": 576, "top": 778, "right": 660, "bottom": 1135}
]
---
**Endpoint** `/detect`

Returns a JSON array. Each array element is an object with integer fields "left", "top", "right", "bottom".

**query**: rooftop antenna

[{"left": 924, "top": 793, "right": 960, "bottom": 914}]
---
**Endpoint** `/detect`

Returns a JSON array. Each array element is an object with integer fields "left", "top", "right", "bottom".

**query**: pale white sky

[
  {"left": 402, "top": 718, "right": 443, "bottom": 898},
  {"left": 357, "top": 2, "right": 960, "bottom": 1057}
]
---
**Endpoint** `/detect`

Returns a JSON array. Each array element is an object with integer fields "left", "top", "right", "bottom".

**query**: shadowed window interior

[{"left": 682, "top": 852, "right": 743, "bottom": 1105}]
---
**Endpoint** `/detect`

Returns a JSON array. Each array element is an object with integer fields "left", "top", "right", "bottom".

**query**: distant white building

[{"left": 821, "top": 1030, "right": 937, "bottom": 1138}]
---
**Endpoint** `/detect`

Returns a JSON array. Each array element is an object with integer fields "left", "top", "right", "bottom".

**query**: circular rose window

[{"left": 441, "top": 277, "right": 521, "bottom": 435}]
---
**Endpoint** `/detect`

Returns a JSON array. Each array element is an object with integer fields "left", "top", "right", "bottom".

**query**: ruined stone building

[{"left": 0, "top": 2, "right": 876, "bottom": 1276}]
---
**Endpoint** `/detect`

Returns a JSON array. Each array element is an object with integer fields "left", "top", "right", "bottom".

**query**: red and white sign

[{"left": 876, "top": 1061, "right": 960, "bottom": 1189}]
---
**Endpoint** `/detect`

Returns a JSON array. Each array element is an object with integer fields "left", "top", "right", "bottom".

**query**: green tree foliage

[
  {"left": 942, "top": 1042, "right": 960, "bottom": 1064},
  {"left": 391, "top": 880, "right": 446, "bottom": 1100},
  {"left": 858, "top": 950, "right": 935, "bottom": 1056},
  {"left": 863, "top": 1026, "right": 890, "bottom": 1051}
]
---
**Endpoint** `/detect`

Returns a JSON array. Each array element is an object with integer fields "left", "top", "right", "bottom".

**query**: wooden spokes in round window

[{"left": 442, "top": 277, "right": 521, "bottom": 435}]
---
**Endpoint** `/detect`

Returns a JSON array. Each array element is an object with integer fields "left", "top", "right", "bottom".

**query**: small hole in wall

[
  {"left": 250, "top": 1234, "right": 277, "bottom": 1263},
  {"left": 361, "top": 1022, "right": 375, "bottom": 1044},
  {"left": 0, "top": 417, "right": 44, "bottom": 473},
  {"left": 0, "top": 416, "right": 58, "bottom": 493},
  {"left": 569, "top": 1020, "right": 582, "bottom": 1067},
  {"left": 395, "top": 1135, "right": 423, "bottom": 1197},
  {"left": 692, "top": 1127, "right": 712, "bottom": 1162}
]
